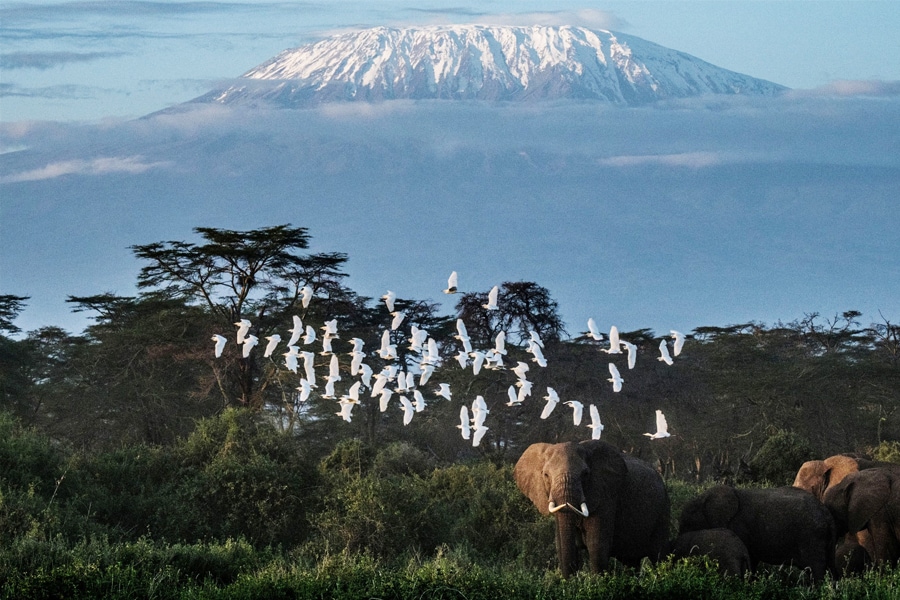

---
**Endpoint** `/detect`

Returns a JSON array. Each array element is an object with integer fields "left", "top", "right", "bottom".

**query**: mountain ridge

[{"left": 193, "top": 25, "right": 787, "bottom": 108}]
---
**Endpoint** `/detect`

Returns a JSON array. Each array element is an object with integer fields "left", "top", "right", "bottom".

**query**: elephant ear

[
  {"left": 579, "top": 440, "right": 627, "bottom": 515},
  {"left": 846, "top": 470, "right": 891, "bottom": 532},
  {"left": 703, "top": 485, "right": 740, "bottom": 528},
  {"left": 793, "top": 460, "right": 827, "bottom": 497},
  {"left": 514, "top": 443, "right": 554, "bottom": 515}
]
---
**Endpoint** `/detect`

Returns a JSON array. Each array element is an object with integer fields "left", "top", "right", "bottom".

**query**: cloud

[
  {"left": 0, "top": 156, "right": 171, "bottom": 183},
  {"left": 597, "top": 151, "right": 725, "bottom": 169},
  {"left": 0, "top": 51, "right": 124, "bottom": 70},
  {"left": 0, "top": 82, "right": 106, "bottom": 99},
  {"left": 787, "top": 80, "right": 900, "bottom": 98}
]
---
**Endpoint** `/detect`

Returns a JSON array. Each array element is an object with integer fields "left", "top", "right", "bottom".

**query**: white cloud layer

[{"left": 0, "top": 155, "right": 170, "bottom": 183}]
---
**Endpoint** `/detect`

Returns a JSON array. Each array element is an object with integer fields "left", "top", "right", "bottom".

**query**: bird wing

[{"left": 656, "top": 410, "right": 669, "bottom": 434}]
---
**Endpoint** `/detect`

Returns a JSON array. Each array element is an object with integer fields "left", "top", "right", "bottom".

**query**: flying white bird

[
  {"left": 413, "top": 389, "right": 426, "bottom": 412},
  {"left": 211, "top": 334, "right": 227, "bottom": 358},
  {"left": 303, "top": 325, "right": 316, "bottom": 345},
  {"left": 516, "top": 379, "right": 533, "bottom": 403},
  {"left": 404, "top": 371, "right": 416, "bottom": 392},
  {"left": 321, "top": 377, "right": 336, "bottom": 399},
  {"left": 608, "top": 363, "right": 624, "bottom": 393},
  {"left": 378, "top": 388, "right": 393, "bottom": 412},
  {"left": 512, "top": 361, "right": 530, "bottom": 381},
  {"left": 471, "top": 397, "right": 489, "bottom": 429},
  {"left": 371, "top": 373, "right": 388, "bottom": 397},
  {"left": 341, "top": 381, "right": 361, "bottom": 403},
  {"left": 419, "top": 364, "right": 435, "bottom": 386},
  {"left": 444, "top": 271, "right": 458, "bottom": 294},
  {"left": 529, "top": 342, "right": 547, "bottom": 367},
  {"left": 483, "top": 285, "right": 499, "bottom": 310},
  {"left": 506, "top": 385, "right": 520, "bottom": 406},
  {"left": 658, "top": 340, "right": 674, "bottom": 366},
  {"left": 350, "top": 351, "right": 364, "bottom": 376},
  {"left": 565, "top": 400, "right": 584, "bottom": 426},
  {"left": 458, "top": 406, "right": 471, "bottom": 440},
  {"left": 455, "top": 350, "right": 469, "bottom": 369},
  {"left": 336, "top": 399, "right": 354, "bottom": 423},
  {"left": 399, "top": 396, "right": 415, "bottom": 425},
  {"left": 470, "top": 350, "right": 486, "bottom": 375},
  {"left": 349, "top": 337, "right": 364, "bottom": 354},
  {"left": 459, "top": 335, "right": 473, "bottom": 354},
  {"left": 493, "top": 330, "right": 507, "bottom": 355},
  {"left": 390, "top": 311, "right": 406, "bottom": 331},
  {"left": 529, "top": 330, "right": 544, "bottom": 349},
  {"left": 300, "top": 286, "right": 313, "bottom": 309},
  {"left": 540, "top": 387, "right": 559, "bottom": 419},
  {"left": 234, "top": 319, "right": 251, "bottom": 344},
  {"left": 621, "top": 340, "right": 637, "bottom": 370},
  {"left": 587, "top": 318, "right": 602, "bottom": 341},
  {"left": 296, "top": 379, "right": 312, "bottom": 402},
  {"left": 359, "top": 363, "right": 373, "bottom": 389},
  {"left": 604, "top": 326, "right": 622, "bottom": 354},
  {"left": 287, "top": 315, "right": 303, "bottom": 346},
  {"left": 588, "top": 404, "right": 604, "bottom": 440},
  {"left": 407, "top": 326, "right": 426, "bottom": 353},
  {"left": 671, "top": 330, "right": 686, "bottom": 356},
  {"left": 644, "top": 410, "right": 671, "bottom": 439},
  {"left": 435, "top": 383, "right": 452, "bottom": 401},
  {"left": 283, "top": 346, "right": 300, "bottom": 373},
  {"left": 328, "top": 353, "right": 341, "bottom": 381},
  {"left": 321, "top": 318, "right": 339, "bottom": 338},
  {"left": 320, "top": 335, "right": 334, "bottom": 356},
  {"left": 263, "top": 334, "right": 281, "bottom": 358},
  {"left": 242, "top": 335, "right": 258, "bottom": 358},
  {"left": 472, "top": 425, "right": 488, "bottom": 447},
  {"left": 424, "top": 338, "right": 439, "bottom": 365},
  {"left": 455, "top": 318, "right": 469, "bottom": 340},
  {"left": 381, "top": 290, "right": 396, "bottom": 313},
  {"left": 301, "top": 351, "right": 316, "bottom": 386}
]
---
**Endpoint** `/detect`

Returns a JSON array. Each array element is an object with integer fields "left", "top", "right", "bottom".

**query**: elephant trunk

[
  {"left": 556, "top": 510, "right": 582, "bottom": 578},
  {"left": 549, "top": 473, "right": 588, "bottom": 516}
]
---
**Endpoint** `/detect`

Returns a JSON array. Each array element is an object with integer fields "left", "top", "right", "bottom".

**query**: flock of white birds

[{"left": 211, "top": 272, "right": 683, "bottom": 446}]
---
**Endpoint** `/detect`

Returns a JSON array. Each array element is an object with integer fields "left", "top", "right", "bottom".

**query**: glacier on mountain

[{"left": 195, "top": 25, "right": 787, "bottom": 107}]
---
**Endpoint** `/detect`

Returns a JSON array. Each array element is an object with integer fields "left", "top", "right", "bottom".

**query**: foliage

[
  {"left": 868, "top": 441, "right": 900, "bottom": 464},
  {"left": 749, "top": 430, "right": 815, "bottom": 485}
]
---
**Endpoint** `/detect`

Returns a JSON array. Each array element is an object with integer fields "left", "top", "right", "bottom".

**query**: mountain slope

[{"left": 195, "top": 25, "right": 786, "bottom": 107}]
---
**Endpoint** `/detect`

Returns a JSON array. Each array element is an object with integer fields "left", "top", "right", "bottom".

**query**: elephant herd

[{"left": 514, "top": 440, "right": 900, "bottom": 581}]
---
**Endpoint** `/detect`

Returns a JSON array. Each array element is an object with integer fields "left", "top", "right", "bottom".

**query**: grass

[{"left": 3, "top": 538, "right": 900, "bottom": 600}]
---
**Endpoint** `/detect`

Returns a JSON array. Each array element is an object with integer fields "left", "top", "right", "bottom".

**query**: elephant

[
  {"left": 667, "top": 528, "right": 751, "bottom": 578},
  {"left": 679, "top": 485, "right": 836, "bottom": 581},
  {"left": 514, "top": 440, "right": 670, "bottom": 577},
  {"left": 793, "top": 454, "right": 886, "bottom": 572},
  {"left": 823, "top": 466, "right": 900, "bottom": 566}
]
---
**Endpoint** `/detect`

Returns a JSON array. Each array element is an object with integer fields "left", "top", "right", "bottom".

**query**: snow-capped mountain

[{"left": 195, "top": 25, "right": 786, "bottom": 107}]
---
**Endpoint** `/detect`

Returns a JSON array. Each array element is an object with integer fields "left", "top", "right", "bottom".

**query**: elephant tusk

[
  {"left": 580, "top": 502, "right": 589, "bottom": 518},
  {"left": 549, "top": 501, "right": 566, "bottom": 513}
]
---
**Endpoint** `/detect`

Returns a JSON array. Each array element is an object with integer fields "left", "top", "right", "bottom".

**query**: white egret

[
  {"left": 455, "top": 318, "right": 469, "bottom": 341},
  {"left": 472, "top": 425, "right": 488, "bottom": 447},
  {"left": 234, "top": 319, "right": 251, "bottom": 344},
  {"left": 328, "top": 353, "right": 340, "bottom": 381},
  {"left": 301, "top": 351, "right": 316, "bottom": 386},
  {"left": 470, "top": 350, "right": 486, "bottom": 375},
  {"left": 455, "top": 350, "right": 469, "bottom": 369},
  {"left": 587, "top": 318, "right": 602, "bottom": 341},
  {"left": 242, "top": 335, "right": 258, "bottom": 358},
  {"left": 608, "top": 363, "right": 624, "bottom": 393},
  {"left": 359, "top": 363, "right": 373, "bottom": 389},
  {"left": 371, "top": 373, "right": 388, "bottom": 397},
  {"left": 604, "top": 326, "right": 622, "bottom": 354},
  {"left": 322, "top": 377, "right": 336, "bottom": 399},
  {"left": 297, "top": 378, "right": 312, "bottom": 402},
  {"left": 444, "top": 271, "right": 458, "bottom": 294},
  {"left": 349, "top": 337, "right": 364, "bottom": 354},
  {"left": 350, "top": 351, "right": 364, "bottom": 376},
  {"left": 658, "top": 340, "right": 674, "bottom": 366},
  {"left": 516, "top": 379, "right": 533, "bottom": 403},
  {"left": 493, "top": 330, "right": 507, "bottom": 355},
  {"left": 283, "top": 347, "right": 299, "bottom": 373},
  {"left": 565, "top": 400, "right": 584, "bottom": 426},
  {"left": 483, "top": 285, "right": 499, "bottom": 310},
  {"left": 320, "top": 335, "right": 334, "bottom": 356},
  {"left": 378, "top": 388, "right": 393, "bottom": 412},
  {"left": 303, "top": 325, "right": 316, "bottom": 345},
  {"left": 540, "top": 387, "right": 559, "bottom": 419},
  {"left": 419, "top": 364, "right": 435, "bottom": 386},
  {"left": 529, "top": 330, "right": 544, "bottom": 349},
  {"left": 644, "top": 410, "right": 671, "bottom": 439},
  {"left": 381, "top": 290, "right": 396, "bottom": 313},
  {"left": 321, "top": 318, "right": 338, "bottom": 337},
  {"left": 621, "top": 341, "right": 637, "bottom": 370},
  {"left": 506, "top": 385, "right": 519, "bottom": 406},
  {"left": 300, "top": 286, "right": 313, "bottom": 309},
  {"left": 390, "top": 311, "right": 406, "bottom": 331},
  {"left": 399, "top": 396, "right": 415, "bottom": 425},
  {"left": 671, "top": 330, "right": 686, "bottom": 356},
  {"left": 211, "top": 334, "right": 227, "bottom": 358},
  {"left": 588, "top": 404, "right": 604, "bottom": 440},
  {"left": 341, "top": 381, "right": 361, "bottom": 403},
  {"left": 287, "top": 315, "right": 304, "bottom": 346},
  {"left": 512, "top": 361, "right": 530, "bottom": 381},
  {"left": 336, "top": 400, "right": 354, "bottom": 423},
  {"left": 263, "top": 334, "right": 281, "bottom": 358},
  {"left": 458, "top": 406, "right": 471, "bottom": 440},
  {"left": 435, "top": 383, "right": 452, "bottom": 401},
  {"left": 413, "top": 389, "right": 426, "bottom": 412}
]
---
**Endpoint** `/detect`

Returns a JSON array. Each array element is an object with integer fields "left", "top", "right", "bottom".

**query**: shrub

[
  {"left": 749, "top": 430, "right": 814, "bottom": 485},
  {"left": 868, "top": 440, "right": 900, "bottom": 464}
]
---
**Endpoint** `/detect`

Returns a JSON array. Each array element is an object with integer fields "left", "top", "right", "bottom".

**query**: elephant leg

[
  {"left": 868, "top": 523, "right": 900, "bottom": 565},
  {"left": 582, "top": 514, "right": 613, "bottom": 573}
]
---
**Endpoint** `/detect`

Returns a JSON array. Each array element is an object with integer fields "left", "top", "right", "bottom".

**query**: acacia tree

[{"left": 131, "top": 225, "right": 352, "bottom": 409}]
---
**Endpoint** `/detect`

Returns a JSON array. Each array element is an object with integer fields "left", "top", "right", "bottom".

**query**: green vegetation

[{"left": 2, "top": 226, "right": 899, "bottom": 597}]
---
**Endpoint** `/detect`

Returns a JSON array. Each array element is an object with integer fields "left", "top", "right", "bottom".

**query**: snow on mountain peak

[{"left": 197, "top": 25, "right": 786, "bottom": 107}]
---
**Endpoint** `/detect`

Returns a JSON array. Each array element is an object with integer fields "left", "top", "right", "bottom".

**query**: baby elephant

[
  {"left": 669, "top": 528, "right": 750, "bottom": 577},
  {"left": 679, "top": 485, "right": 836, "bottom": 582}
]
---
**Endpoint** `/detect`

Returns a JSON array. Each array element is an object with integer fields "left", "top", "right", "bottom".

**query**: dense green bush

[
  {"left": 869, "top": 440, "right": 900, "bottom": 463},
  {"left": 749, "top": 430, "right": 815, "bottom": 485}
]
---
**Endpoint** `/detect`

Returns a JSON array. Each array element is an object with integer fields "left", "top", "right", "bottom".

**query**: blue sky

[
  {"left": 2, "top": 1, "right": 900, "bottom": 122},
  {"left": 1, "top": 2, "right": 899, "bottom": 337}
]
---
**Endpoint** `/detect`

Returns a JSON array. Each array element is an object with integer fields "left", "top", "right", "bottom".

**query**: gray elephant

[
  {"left": 514, "top": 440, "right": 670, "bottom": 577},
  {"left": 793, "top": 454, "right": 886, "bottom": 572},
  {"left": 668, "top": 528, "right": 751, "bottom": 578},
  {"left": 823, "top": 466, "right": 900, "bottom": 565},
  {"left": 679, "top": 485, "right": 836, "bottom": 581}
]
